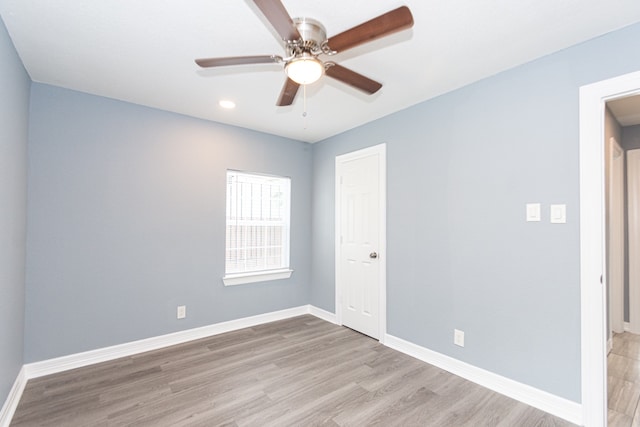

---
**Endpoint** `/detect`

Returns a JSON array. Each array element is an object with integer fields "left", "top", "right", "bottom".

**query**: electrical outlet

[
  {"left": 454, "top": 329, "right": 465, "bottom": 347},
  {"left": 177, "top": 305, "right": 186, "bottom": 319}
]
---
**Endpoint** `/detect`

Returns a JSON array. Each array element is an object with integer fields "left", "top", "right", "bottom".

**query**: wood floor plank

[
  {"left": 609, "top": 408, "right": 634, "bottom": 427},
  {"left": 10, "top": 315, "right": 577, "bottom": 426},
  {"left": 609, "top": 375, "right": 640, "bottom": 417},
  {"left": 608, "top": 332, "right": 640, "bottom": 427}
]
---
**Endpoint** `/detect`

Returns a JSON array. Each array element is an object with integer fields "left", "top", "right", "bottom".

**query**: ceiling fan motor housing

[{"left": 290, "top": 17, "right": 327, "bottom": 55}]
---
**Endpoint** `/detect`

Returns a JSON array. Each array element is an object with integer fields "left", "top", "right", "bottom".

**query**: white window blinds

[{"left": 225, "top": 170, "right": 291, "bottom": 277}]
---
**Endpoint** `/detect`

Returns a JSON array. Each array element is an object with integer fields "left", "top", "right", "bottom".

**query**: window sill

[{"left": 223, "top": 269, "right": 293, "bottom": 286}]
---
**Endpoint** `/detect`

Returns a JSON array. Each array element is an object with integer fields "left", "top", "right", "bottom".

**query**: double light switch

[{"left": 526, "top": 203, "right": 566, "bottom": 223}]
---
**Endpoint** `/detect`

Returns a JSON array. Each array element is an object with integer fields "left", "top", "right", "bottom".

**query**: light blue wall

[
  {"left": 311, "top": 22, "right": 640, "bottom": 403},
  {"left": 0, "top": 17, "right": 29, "bottom": 403},
  {"left": 25, "top": 84, "right": 312, "bottom": 362}
]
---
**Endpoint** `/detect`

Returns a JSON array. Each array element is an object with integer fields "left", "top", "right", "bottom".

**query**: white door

[
  {"left": 336, "top": 144, "right": 386, "bottom": 340},
  {"left": 608, "top": 137, "right": 625, "bottom": 336}
]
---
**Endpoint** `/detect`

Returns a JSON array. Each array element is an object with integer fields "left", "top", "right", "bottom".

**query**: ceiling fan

[{"left": 195, "top": 0, "right": 414, "bottom": 106}]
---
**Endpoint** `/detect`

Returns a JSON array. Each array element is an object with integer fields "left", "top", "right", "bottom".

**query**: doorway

[
  {"left": 580, "top": 71, "right": 640, "bottom": 426},
  {"left": 335, "top": 143, "right": 387, "bottom": 341}
]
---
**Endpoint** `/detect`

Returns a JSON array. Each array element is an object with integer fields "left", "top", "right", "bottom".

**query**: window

[{"left": 223, "top": 170, "right": 292, "bottom": 286}]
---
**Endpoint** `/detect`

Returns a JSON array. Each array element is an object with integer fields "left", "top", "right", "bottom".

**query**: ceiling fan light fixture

[{"left": 285, "top": 55, "right": 324, "bottom": 85}]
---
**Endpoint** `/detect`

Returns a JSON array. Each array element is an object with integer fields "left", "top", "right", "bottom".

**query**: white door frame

[
  {"left": 335, "top": 143, "right": 387, "bottom": 342},
  {"left": 580, "top": 70, "right": 640, "bottom": 426}
]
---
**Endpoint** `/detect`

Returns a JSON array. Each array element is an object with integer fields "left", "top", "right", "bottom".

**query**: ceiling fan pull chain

[{"left": 302, "top": 84, "right": 308, "bottom": 129}]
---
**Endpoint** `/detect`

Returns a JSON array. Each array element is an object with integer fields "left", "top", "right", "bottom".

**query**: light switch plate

[
  {"left": 550, "top": 204, "right": 566, "bottom": 223},
  {"left": 526, "top": 203, "right": 541, "bottom": 222}
]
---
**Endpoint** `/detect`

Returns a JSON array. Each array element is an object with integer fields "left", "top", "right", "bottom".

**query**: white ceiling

[{"left": 2, "top": 0, "right": 640, "bottom": 143}]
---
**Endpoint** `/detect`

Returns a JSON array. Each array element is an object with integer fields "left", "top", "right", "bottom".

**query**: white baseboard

[
  {"left": 625, "top": 321, "right": 631, "bottom": 332},
  {"left": 24, "top": 305, "right": 310, "bottom": 379},
  {"left": 384, "top": 334, "right": 582, "bottom": 426},
  {"left": 308, "top": 305, "right": 338, "bottom": 324},
  {"left": 0, "top": 366, "right": 27, "bottom": 427}
]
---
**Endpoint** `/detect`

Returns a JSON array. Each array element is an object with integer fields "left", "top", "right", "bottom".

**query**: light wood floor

[
  {"left": 11, "top": 315, "right": 575, "bottom": 426},
  {"left": 609, "top": 332, "right": 640, "bottom": 426}
]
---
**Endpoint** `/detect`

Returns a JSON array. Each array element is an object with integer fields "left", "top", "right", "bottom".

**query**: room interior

[{"left": 3, "top": 1, "right": 640, "bottom": 426}]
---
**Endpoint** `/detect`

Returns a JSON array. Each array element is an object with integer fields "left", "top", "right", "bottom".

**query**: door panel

[{"left": 338, "top": 150, "right": 381, "bottom": 339}]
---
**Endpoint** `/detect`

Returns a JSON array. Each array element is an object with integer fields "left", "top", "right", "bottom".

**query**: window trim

[
  {"left": 222, "top": 268, "right": 293, "bottom": 286},
  {"left": 223, "top": 170, "right": 293, "bottom": 286}
]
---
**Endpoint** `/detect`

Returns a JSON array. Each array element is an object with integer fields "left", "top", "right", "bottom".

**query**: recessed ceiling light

[{"left": 219, "top": 100, "right": 236, "bottom": 109}]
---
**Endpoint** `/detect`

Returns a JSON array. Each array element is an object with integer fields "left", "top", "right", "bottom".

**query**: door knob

[{"left": 369, "top": 252, "right": 378, "bottom": 259}]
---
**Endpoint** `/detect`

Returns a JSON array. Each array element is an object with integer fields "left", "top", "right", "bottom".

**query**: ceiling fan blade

[
  {"left": 195, "top": 55, "right": 282, "bottom": 68},
  {"left": 253, "top": 0, "right": 301, "bottom": 42},
  {"left": 326, "top": 6, "right": 414, "bottom": 54},
  {"left": 276, "top": 78, "right": 300, "bottom": 106},
  {"left": 325, "top": 63, "right": 382, "bottom": 94}
]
